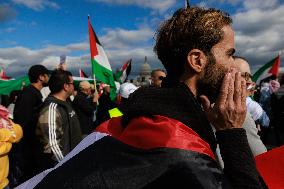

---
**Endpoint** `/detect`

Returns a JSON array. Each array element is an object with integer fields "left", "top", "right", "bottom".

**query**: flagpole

[
  {"left": 185, "top": 0, "right": 190, "bottom": 8},
  {"left": 88, "top": 14, "right": 98, "bottom": 94}
]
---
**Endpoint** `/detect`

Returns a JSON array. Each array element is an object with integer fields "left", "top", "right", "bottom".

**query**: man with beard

[
  {"left": 17, "top": 7, "right": 265, "bottom": 189},
  {"left": 10, "top": 65, "right": 50, "bottom": 186},
  {"left": 35, "top": 70, "right": 82, "bottom": 172}
]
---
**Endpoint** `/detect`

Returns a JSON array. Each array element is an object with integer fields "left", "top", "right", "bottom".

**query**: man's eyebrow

[{"left": 226, "top": 48, "right": 236, "bottom": 56}]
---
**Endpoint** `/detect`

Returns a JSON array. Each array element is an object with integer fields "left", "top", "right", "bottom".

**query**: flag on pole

[
  {"left": 114, "top": 59, "right": 132, "bottom": 84},
  {"left": 79, "top": 68, "right": 88, "bottom": 78},
  {"left": 88, "top": 16, "right": 116, "bottom": 99},
  {"left": 0, "top": 67, "right": 10, "bottom": 80},
  {"left": 252, "top": 55, "right": 281, "bottom": 84}
]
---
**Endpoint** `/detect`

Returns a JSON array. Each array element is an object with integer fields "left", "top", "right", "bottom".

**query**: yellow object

[
  {"left": 108, "top": 108, "right": 123, "bottom": 118},
  {"left": 0, "top": 122, "right": 23, "bottom": 189}
]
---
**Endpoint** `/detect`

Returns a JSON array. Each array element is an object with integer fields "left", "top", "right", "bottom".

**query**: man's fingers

[
  {"left": 215, "top": 72, "right": 231, "bottom": 108},
  {"left": 241, "top": 79, "right": 247, "bottom": 107},
  {"left": 227, "top": 71, "right": 235, "bottom": 109},
  {"left": 233, "top": 72, "right": 242, "bottom": 107},
  {"left": 200, "top": 95, "right": 211, "bottom": 111}
]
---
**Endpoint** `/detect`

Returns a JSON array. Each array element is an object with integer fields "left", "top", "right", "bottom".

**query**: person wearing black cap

[{"left": 9, "top": 65, "right": 50, "bottom": 187}]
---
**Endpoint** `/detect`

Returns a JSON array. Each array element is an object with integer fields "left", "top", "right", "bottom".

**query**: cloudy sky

[{"left": 0, "top": 0, "right": 284, "bottom": 78}]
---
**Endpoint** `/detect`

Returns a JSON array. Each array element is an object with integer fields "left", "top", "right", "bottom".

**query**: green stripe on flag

[
  {"left": 0, "top": 76, "right": 30, "bottom": 95},
  {"left": 252, "top": 58, "right": 275, "bottom": 82},
  {"left": 92, "top": 59, "right": 116, "bottom": 100}
]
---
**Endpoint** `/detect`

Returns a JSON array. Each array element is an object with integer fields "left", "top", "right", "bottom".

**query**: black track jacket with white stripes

[{"left": 35, "top": 96, "right": 82, "bottom": 172}]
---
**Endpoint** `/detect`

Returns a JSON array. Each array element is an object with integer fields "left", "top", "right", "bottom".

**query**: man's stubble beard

[{"left": 197, "top": 52, "right": 228, "bottom": 103}]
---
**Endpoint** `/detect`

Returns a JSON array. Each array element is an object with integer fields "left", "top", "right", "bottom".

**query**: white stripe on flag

[{"left": 94, "top": 44, "right": 112, "bottom": 71}]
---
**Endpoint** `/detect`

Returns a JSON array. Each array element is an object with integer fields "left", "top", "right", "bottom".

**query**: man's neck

[
  {"left": 52, "top": 92, "right": 68, "bottom": 102},
  {"left": 31, "top": 82, "right": 43, "bottom": 91},
  {"left": 181, "top": 75, "right": 198, "bottom": 97}
]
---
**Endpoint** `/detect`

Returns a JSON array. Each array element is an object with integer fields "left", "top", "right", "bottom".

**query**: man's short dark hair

[
  {"left": 49, "top": 70, "right": 72, "bottom": 94},
  {"left": 151, "top": 69, "right": 166, "bottom": 77},
  {"left": 154, "top": 7, "right": 232, "bottom": 79},
  {"left": 28, "top": 65, "right": 49, "bottom": 83}
]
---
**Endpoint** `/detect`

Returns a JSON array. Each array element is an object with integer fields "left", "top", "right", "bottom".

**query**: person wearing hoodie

[{"left": 34, "top": 70, "right": 82, "bottom": 173}]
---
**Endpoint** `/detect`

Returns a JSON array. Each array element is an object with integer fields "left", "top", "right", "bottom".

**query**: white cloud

[
  {"left": 243, "top": 0, "right": 278, "bottom": 10},
  {"left": 87, "top": 0, "right": 176, "bottom": 13},
  {"left": 11, "top": 0, "right": 60, "bottom": 11},
  {"left": 101, "top": 27, "right": 154, "bottom": 49},
  {"left": 0, "top": 42, "right": 88, "bottom": 76},
  {"left": 233, "top": 2, "right": 284, "bottom": 72},
  {"left": 0, "top": 58, "right": 17, "bottom": 66},
  {"left": 0, "top": 25, "right": 161, "bottom": 77}
]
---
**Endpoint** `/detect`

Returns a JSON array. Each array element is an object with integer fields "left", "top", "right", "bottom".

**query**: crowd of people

[{"left": 0, "top": 5, "right": 283, "bottom": 189}]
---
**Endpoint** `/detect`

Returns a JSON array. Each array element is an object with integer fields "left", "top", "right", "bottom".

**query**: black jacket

[
  {"left": 35, "top": 96, "right": 82, "bottom": 171},
  {"left": 72, "top": 92, "right": 96, "bottom": 134},
  {"left": 9, "top": 85, "right": 44, "bottom": 185}
]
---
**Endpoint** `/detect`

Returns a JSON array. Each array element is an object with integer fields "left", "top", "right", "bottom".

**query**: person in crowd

[
  {"left": 35, "top": 70, "right": 82, "bottom": 172},
  {"left": 271, "top": 74, "right": 284, "bottom": 146},
  {"left": 96, "top": 85, "right": 116, "bottom": 125},
  {"left": 7, "top": 90, "right": 21, "bottom": 120},
  {"left": 72, "top": 81, "right": 99, "bottom": 137},
  {"left": 0, "top": 105, "right": 23, "bottom": 189},
  {"left": 117, "top": 82, "right": 138, "bottom": 104},
  {"left": 16, "top": 6, "right": 265, "bottom": 188},
  {"left": 107, "top": 82, "right": 138, "bottom": 119},
  {"left": 259, "top": 75, "right": 280, "bottom": 118},
  {"left": 234, "top": 56, "right": 270, "bottom": 127},
  {"left": 9, "top": 65, "right": 49, "bottom": 186},
  {"left": 150, "top": 69, "right": 166, "bottom": 87},
  {"left": 233, "top": 56, "right": 267, "bottom": 155}
]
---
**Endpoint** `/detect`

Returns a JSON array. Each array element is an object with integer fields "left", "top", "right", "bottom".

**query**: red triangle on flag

[{"left": 268, "top": 55, "right": 280, "bottom": 76}]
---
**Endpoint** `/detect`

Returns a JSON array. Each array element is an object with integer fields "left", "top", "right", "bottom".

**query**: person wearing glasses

[
  {"left": 150, "top": 69, "right": 166, "bottom": 87},
  {"left": 230, "top": 56, "right": 267, "bottom": 155},
  {"left": 35, "top": 70, "right": 82, "bottom": 173}
]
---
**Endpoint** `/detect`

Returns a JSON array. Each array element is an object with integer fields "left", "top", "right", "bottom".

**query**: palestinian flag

[
  {"left": 114, "top": 59, "right": 132, "bottom": 84},
  {"left": 18, "top": 116, "right": 219, "bottom": 188},
  {"left": 0, "top": 67, "right": 10, "bottom": 80},
  {"left": 79, "top": 68, "right": 88, "bottom": 78},
  {"left": 0, "top": 76, "right": 29, "bottom": 95},
  {"left": 88, "top": 16, "right": 116, "bottom": 100},
  {"left": 252, "top": 55, "right": 280, "bottom": 84}
]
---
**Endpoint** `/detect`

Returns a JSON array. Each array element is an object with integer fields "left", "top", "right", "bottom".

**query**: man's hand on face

[{"left": 200, "top": 68, "right": 247, "bottom": 130}]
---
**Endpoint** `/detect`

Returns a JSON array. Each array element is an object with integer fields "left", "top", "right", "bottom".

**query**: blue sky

[{"left": 0, "top": 0, "right": 284, "bottom": 78}]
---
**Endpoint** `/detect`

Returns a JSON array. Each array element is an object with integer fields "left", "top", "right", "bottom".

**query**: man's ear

[
  {"left": 38, "top": 75, "right": 44, "bottom": 82},
  {"left": 63, "top": 83, "right": 69, "bottom": 92},
  {"left": 186, "top": 49, "right": 207, "bottom": 73}
]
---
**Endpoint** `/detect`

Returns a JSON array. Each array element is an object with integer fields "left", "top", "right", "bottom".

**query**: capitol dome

[{"left": 139, "top": 56, "right": 151, "bottom": 77}]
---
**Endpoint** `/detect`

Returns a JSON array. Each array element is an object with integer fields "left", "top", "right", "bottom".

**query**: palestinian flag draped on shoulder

[
  {"left": 114, "top": 59, "right": 132, "bottom": 84},
  {"left": 252, "top": 55, "right": 281, "bottom": 84},
  {"left": 88, "top": 16, "right": 116, "bottom": 100}
]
